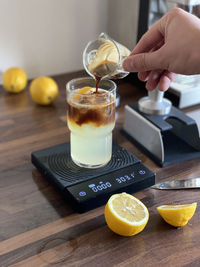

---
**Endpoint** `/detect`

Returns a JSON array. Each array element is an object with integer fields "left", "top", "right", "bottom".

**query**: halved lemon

[
  {"left": 104, "top": 192, "right": 149, "bottom": 236},
  {"left": 157, "top": 203, "right": 197, "bottom": 227}
]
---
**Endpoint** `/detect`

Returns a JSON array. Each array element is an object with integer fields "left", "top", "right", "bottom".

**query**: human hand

[{"left": 123, "top": 8, "right": 200, "bottom": 91}]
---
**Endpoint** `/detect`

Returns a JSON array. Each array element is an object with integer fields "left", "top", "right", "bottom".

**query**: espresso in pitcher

[{"left": 88, "top": 40, "right": 119, "bottom": 93}]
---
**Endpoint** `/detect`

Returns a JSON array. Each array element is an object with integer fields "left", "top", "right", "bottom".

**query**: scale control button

[
  {"left": 138, "top": 170, "right": 146, "bottom": 175},
  {"left": 79, "top": 191, "right": 86, "bottom": 197}
]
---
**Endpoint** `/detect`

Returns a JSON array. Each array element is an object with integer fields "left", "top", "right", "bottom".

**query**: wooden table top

[{"left": 1, "top": 71, "right": 200, "bottom": 267}]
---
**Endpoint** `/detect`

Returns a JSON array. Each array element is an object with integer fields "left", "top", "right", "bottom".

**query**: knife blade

[{"left": 151, "top": 177, "right": 200, "bottom": 190}]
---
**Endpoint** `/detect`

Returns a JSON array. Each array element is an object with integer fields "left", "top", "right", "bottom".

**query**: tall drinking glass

[{"left": 66, "top": 77, "right": 116, "bottom": 168}]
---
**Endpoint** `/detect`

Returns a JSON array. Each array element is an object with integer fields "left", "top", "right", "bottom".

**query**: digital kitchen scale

[{"left": 31, "top": 143, "right": 155, "bottom": 213}]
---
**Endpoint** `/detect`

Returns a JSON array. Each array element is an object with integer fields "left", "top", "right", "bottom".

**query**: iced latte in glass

[{"left": 66, "top": 77, "right": 116, "bottom": 168}]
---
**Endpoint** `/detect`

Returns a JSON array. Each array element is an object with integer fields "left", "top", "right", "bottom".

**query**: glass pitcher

[{"left": 83, "top": 32, "right": 131, "bottom": 80}]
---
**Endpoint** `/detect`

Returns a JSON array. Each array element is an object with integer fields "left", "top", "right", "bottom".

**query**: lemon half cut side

[
  {"left": 157, "top": 202, "right": 197, "bottom": 227},
  {"left": 104, "top": 193, "right": 149, "bottom": 236}
]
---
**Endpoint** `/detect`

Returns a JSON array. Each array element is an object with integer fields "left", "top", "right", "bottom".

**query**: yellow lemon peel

[
  {"left": 104, "top": 193, "right": 149, "bottom": 236},
  {"left": 29, "top": 76, "right": 58, "bottom": 105},
  {"left": 2, "top": 67, "right": 27, "bottom": 93},
  {"left": 157, "top": 202, "right": 197, "bottom": 227}
]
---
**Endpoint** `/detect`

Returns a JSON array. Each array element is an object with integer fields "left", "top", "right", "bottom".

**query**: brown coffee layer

[{"left": 67, "top": 101, "right": 115, "bottom": 126}]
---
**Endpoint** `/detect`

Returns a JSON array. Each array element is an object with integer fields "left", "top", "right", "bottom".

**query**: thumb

[{"left": 123, "top": 50, "right": 164, "bottom": 72}]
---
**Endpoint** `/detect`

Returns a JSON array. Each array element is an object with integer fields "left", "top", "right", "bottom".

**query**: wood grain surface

[{"left": 0, "top": 71, "right": 200, "bottom": 267}]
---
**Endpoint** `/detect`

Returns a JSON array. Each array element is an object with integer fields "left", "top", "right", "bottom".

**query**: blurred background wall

[
  {"left": 0, "top": 0, "right": 110, "bottom": 81},
  {"left": 0, "top": 0, "right": 140, "bottom": 82},
  {"left": 108, "top": 0, "right": 139, "bottom": 52}
]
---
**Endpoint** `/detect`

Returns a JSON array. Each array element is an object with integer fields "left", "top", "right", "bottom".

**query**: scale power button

[
  {"left": 138, "top": 170, "right": 146, "bottom": 175},
  {"left": 79, "top": 191, "right": 86, "bottom": 197}
]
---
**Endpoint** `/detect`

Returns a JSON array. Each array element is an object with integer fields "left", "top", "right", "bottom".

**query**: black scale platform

[{"left": 31, "top": 142, "right": 155, "bottom": 213}]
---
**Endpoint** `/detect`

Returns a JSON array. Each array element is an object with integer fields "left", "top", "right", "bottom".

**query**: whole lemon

[
  {"left": 29, "top": 76, "right": 59, "bottom": 105},
  {"left": 2, "top": 67, "right": 27, "bottom": 93}
]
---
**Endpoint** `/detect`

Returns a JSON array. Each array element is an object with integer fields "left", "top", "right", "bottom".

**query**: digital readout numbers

[{"left": 88, "top": 173, "right": 134, "bottom": 193}]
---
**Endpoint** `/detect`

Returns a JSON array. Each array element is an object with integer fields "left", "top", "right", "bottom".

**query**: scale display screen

[
  {"left": 66, "top": 164, "right": 154, "bottom": 212},
  {"left": 31, "top": 142, "right": 155, "bottom": 213}
]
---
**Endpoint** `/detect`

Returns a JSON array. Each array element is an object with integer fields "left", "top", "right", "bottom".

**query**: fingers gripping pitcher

[{"left": 67, "top": 33, "right": 130, "bottom": 168}]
